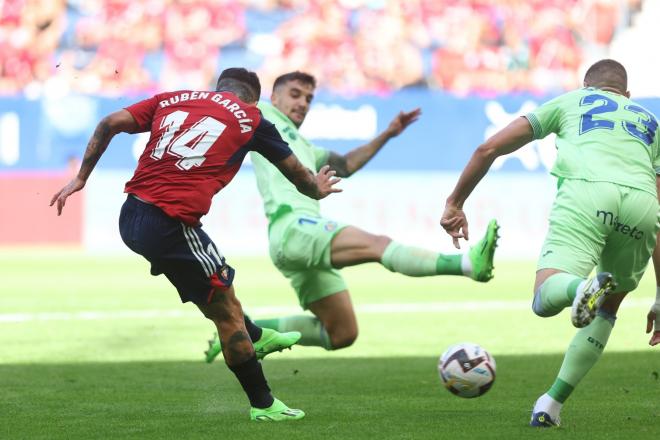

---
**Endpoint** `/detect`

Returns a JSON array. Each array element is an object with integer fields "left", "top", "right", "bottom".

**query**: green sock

[
  {"left": 547, "top": 316, "right": 613, "bottom": 403},
  {"left": 253, "top": 318, "right": 279, "bottom": 331},
  {"left": 254, "top": 315, "right": 332, "bottom": 350},
  {"left": 381, "top": 241, "right": 462, "bottom": 276},
  {"left": 533, "top": 273, "right": 584, "bottom": 317}
]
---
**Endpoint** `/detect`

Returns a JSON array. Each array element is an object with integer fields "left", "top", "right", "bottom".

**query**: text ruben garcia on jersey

[{"left": 158, "top": 92, "right": 254, "bottom": 133}]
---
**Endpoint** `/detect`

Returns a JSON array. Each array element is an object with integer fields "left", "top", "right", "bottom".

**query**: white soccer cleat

[{"left": 571, "top": 272, "right": 617, "bottom": 328}]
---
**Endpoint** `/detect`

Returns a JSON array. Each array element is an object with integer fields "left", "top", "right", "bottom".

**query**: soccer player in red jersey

[{"left": 50, "top": 68, "right": 341, "bottom": 421}]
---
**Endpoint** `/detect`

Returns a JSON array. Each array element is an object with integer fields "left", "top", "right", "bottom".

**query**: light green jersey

[
  {"left": 525, "top": 87, "right": 660, "bottom": 196},
  {"left": 251, "top": 102, "right": 330, "bottom": 221}
]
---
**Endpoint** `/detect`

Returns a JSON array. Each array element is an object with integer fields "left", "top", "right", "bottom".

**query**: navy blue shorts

[{"left": 118, "top": 195, "right": 235, "bottom": 305}]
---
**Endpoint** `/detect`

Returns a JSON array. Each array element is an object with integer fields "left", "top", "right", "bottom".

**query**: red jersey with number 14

[{"left": 124, "top": 90, "right": 292, "bottom": 226}]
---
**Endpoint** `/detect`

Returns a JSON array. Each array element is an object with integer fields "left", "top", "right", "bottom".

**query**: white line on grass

[{"left": 0, "top": 299, "right": 652, "bottom": 323}]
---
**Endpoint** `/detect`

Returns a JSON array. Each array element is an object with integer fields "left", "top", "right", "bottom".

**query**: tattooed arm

[{"left": 50, "top": 110, "right": 139, "bottom": 215}]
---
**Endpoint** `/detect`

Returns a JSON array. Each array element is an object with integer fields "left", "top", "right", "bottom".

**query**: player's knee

[
  {"left": 329, "top": 327, "right": 358, "bottom": 349},
  {"left": 531, "top": 301, "right": 554, "bottom": 318},
  {"left": 531, "top": 288, "right": 556, "bottom": 317},
  {"left": 202, "top": 288, "right": 243, "bottom": 323},
  {"left": 374, "top": 234, "right": 392, "bottom": 249},
  {"left": 366, "top": 234, "right": 392, "bottom": 260}
]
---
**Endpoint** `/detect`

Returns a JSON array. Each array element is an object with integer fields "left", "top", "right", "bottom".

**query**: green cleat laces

[
  {"left": 250, "top": 398, "right": 305, "bottom": 422},
  {"left": 468, "top": 219, "right": 500, "bottom": 282},
  {"left": 204, "top": 328, "right": 302, "bottom": 363}
]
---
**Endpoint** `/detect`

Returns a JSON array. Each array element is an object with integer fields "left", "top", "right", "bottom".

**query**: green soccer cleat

[
  {"left": 250, "top": 398, "right": 305, "bottom": 422},
  {"left": 204, "top": 333, "right": 221, "bottom": 363},
  {"left": 204, "top": 328, "right": 302, "bottom": 363},
  {"left": 253, "top": 328, "right": 302, "bottom": 360},
  {"left": 468, "top": 219, "right": 500, "bottom": 282}
]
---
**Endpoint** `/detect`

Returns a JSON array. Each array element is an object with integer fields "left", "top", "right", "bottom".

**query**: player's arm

[
  {"left": 441, "top": 116, "right": 534, "bottom": 248},
  {"left": 325, "top": 108, "right": 421, "bottom": 177},
  {"left": 274, "top": 155, "right": 342, "bottom": 200},
  {"left": 647, "top": 175, "right": 660, "bottom": 346},
  {"left": 50, "top": 110, "right": 139, "bottom": 215}
]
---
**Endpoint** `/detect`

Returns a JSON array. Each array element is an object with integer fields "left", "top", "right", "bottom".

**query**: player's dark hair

[
  {"left": 584, "top": 59, "right": 627, "bottom": 94},
  {"left": 273, "top": 71, "right": 317, "bottom": 90},
  {"left": 216, "top": 68, "right": 261, "bottom": 103}
]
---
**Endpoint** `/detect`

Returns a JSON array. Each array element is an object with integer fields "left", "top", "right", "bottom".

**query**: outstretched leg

[
  {"left": 197, "top": 285, "right": 304, "bottom": 421},
  {"left": 330, "top": 221, "right": 499, "bottom": 281},
  {"left": 252, "top": 221, "right": 500, "bottom": 353}
]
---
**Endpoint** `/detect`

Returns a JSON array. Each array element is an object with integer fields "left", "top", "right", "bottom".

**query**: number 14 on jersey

[{"left": 151, "top": 110, "right": 227, "bottom": 171}]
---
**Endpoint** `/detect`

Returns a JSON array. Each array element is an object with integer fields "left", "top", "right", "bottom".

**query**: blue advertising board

[{"left": 1, "top": 91, "right": 658, "bottom": 172}]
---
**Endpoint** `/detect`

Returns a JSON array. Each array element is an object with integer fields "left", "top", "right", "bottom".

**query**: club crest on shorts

[{"left": 219, "top": 265, "right": 230, "bottom": 281}]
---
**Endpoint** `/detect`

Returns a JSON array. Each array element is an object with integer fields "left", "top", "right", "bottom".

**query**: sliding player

[{"left": 205, "top": 71, "right": 499, "bottom": 361}]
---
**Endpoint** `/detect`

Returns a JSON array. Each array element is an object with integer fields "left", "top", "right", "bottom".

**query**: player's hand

[
  {"left": 440, "top": 204, "right": 469, "bottom": 249},
  {"left": 315, "top": 165, "right": 342, "bottom": 199},
  {"left": 646, "top": 309, "right": 660, "bottom": 346},
  {"left": 386, "top": 108, "right": 421, "bottom": 137},
  {"left": 50, "top": 176, "right": 85, "bottom": 216}
]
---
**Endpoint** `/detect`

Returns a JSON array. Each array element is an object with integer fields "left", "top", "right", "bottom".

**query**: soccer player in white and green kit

[
  {"left": 441, "top": 59, "right": 660, "bottom": 427},
  {"left": 205, "top": 71, "right": 499, "bottom": 359}
]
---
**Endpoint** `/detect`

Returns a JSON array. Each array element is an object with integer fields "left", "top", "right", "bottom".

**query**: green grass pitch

[{"left": 1, "top": 250, "right": 658, "bottom": 439}]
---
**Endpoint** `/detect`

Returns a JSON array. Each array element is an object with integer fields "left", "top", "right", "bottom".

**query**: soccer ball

[{"left": 438, "top": 342, "right": 496, "bottom": 398}]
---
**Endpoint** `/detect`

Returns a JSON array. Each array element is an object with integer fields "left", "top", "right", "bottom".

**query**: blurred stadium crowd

[{"left": 0, "top": 0, "right": 644, "bottom": 97}]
